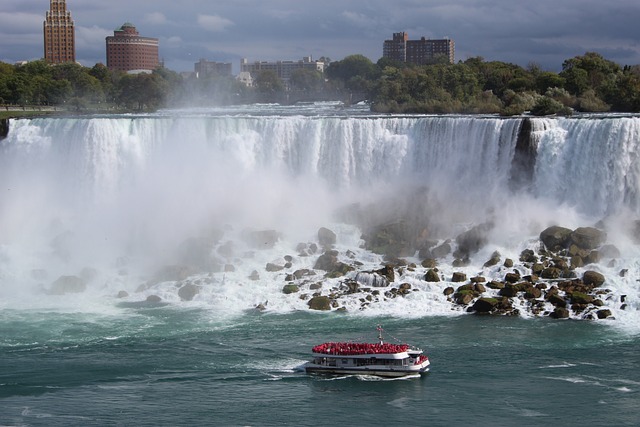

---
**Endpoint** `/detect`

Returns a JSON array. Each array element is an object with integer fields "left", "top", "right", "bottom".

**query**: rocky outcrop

[{"left": 0, "top": 119, "right": 8, "bottom": 141}]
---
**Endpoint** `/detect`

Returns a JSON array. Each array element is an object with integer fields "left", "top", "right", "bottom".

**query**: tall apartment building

[
  {"left": 43, "top": 0, "right": 76, "bottom": 63},
  {"left": 194, "top": 59, "right": 233, "bottom": 78},
  {"left": 240, "top": 57, "right": 325, "bottom": 86},
  {"left": 106, "top": 23, "right": 159, "bottom": 73},
  {"left": 383, "top": 32, "right": 455, "bottom": 65}
]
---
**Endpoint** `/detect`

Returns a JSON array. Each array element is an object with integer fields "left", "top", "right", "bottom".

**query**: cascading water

[{"left": 0, "top": 107, "right": 639, "bottom": 326}]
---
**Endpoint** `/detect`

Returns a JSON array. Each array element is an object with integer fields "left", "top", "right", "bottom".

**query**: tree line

[
  {"left": 327, "top": 52, "right": 640, "bottom": 115},
  {"left": 1, "top": 51, "right": 639, "bottom": 115}
]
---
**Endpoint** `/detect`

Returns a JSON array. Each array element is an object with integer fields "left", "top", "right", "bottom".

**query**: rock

[
  {"left": 318, "top": 227, "right": 337, "bottom": 247},
  {"left": 541, "top": 267, "right": 562, "bottom": 279},
  {"left": 117, "top": 291, "right": 129, "bottom": 298},
  {"left": 443, "top": 287, "right": 455, "bottom": 296},
  {"left": 249, "top": 270, "right": 260, "bottom": 281},
  {"left": 569, "top": 292, "right": 594, "bottom": 305},
  {"left": 597, "top": 309, "right": 612, "bottom": 319},
  {"left": 484, "top": 251, "right": 501, "bottom": 267},
  {"left": 224, "top": 264, "right": 236, "bottom": 272},
  {"left": 503, "top": 258, "right": 514, "bottom": 268},
  {"left": 571, "top": 227, "right": 606, "bottom": 250},
  {"left": 146, "top": 295, "right": 162, "bottom": 303},
  {"left": 455, "top": 292, "right": 475, "bottom": 305},
  {"left": 314, "top": 250, "right": 339, "bottom": 271},
  {"left": 499, "top": 283, "right": 523, "bottom": 297},
  {"left": 551, "top": 307, "right": 570, "bottom": 319},
  {"left": 599, "top": 245, "right": 621, "bottom": 259},
  {"left": 540, "top": 226, "right": 572, "bottom": 250},
  {"left": 308, "top": 296, "right": 332, "bottom": 311},
  {"left": 375, "top": 265, "right": 395, "bottom": 283},
  {"left": 421, "top": 258, "right": 438, "bottom": 269},
  {"left": 48, "top": 275, "right": 87, "bottom": 295},
  {"left": 471, "top": 297, "right": 499, "bottom": 313},
  {"left": 313, "top": 251, "right": 353, "bottom": 277},
  {"left": 583, "top": 270, "right": 605, "bottom": 287},
  {"left": 266, "top": 263, "right": 285, "bottom": 272},
  {"left": 424, "top": 269, "right": 440, "bottom": 282},
  {"left": 282, "top": 284, "right": 300, "bottom": 294},
  {"left": 291, "top": 269, "right": 314, "bottom": 280},
  {"left": 548, "top": 294, "right": 567, "bottom": 308},
  {"left": 487, "top": 281, "right": 505, "bottom": 290},
  {"left": 455, "top": 222, "right": 493, "bottom": 258},
  {"left": 431, "top": 242, "right": 452, "bottom": 259},
  {"left": 178, "top": 283, "right": 200, "bottom": 301},
  {"left": 362, "top": 221, "right": 410, "bottom": 258},
  {"left": 452, "top": 272, "right": 467, "bottom": 283},
  {"left": 504, "top": 272, "right": 521, "bottom": 283},
  {"left": 524, "top": 286, "right": 542, "bottom": 299},
  {"left": 520, "top": 249, "right": 538, "bottom": 263}
]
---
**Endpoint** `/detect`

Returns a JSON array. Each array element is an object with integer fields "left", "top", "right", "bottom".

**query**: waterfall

[{"left": 1, "top": 110, "right": 639, "bottom": 319}]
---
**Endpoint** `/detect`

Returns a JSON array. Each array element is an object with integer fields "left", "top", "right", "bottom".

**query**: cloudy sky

[{"left": 1, "top": 0, "right": 639, "bottom": 72}]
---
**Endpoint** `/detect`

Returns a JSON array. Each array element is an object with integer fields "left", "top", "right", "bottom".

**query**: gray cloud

[{"left": 1, "top": 0, "right": 639, "bottom": 72}]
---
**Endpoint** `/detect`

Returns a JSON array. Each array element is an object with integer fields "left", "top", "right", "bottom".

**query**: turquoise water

[{"left": 1, "top": 307, "right": 638, "bottom": 426}]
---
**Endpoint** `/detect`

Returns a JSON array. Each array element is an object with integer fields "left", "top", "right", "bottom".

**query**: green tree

[
  {"left": 326, "top": 55, "right": 379, "bottom": 90},
  {"left": 254, "top": 70, "right": 284, "bottom": 93},
  {"left": 290, "top": 69, "right": 324, "bottom": 91}
]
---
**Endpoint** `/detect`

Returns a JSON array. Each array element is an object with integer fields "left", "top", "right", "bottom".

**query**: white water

[{"left": 1, "top": 107, "right": 639, "bottom": 329}]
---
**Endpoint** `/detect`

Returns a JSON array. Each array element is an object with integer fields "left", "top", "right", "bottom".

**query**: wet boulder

[
  {"left": 424, "top": 269, "right": 440, "bottom": 282},
  {"left": 308, "top": 296, "right": 332, "bottom": 311},
  {"left": 455, "top": 222, "right": 493, "bottom": 258},
  {"left": 318, "top": 227, "right": 337, "bottom": 247},
  {"left": 282, "top": 284, "right": 300, "bottom": 295},
  {"left": 582, "top": 270, "right": 605, "bottom": 287},
  {"left": 471, "top": 297, "right": 499, "bottom": 313},
  {"left": 540, "top": 226, "right": 572, "bottom": 251},
  {"left": 452, "top": 272, "right": 467, "bottom": 283},
  {"left": 48, "top": 275, "right": 87, "bottom": 295},
  {"left": 178, "top": 283, "right": 201, "bottom": 301},
  {"left": 314, "top": 251, "right": 354, "bottom": 277},
  {"left": 570, "top": 227, "right": 606, "bottom": 250}
]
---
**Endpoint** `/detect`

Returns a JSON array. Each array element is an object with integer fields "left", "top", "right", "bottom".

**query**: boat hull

[{"left": 304, "top": 364, "right": 430, "bottom": 378}]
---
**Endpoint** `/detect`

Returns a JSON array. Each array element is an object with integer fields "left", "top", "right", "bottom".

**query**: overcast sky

[{"left": 1, "top": 0, "right": 639, "bottom": 72}]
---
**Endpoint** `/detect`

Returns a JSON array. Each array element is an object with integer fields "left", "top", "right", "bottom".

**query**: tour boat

[{"left": 304, "top": 327, "right": 430, "bottom": 378}]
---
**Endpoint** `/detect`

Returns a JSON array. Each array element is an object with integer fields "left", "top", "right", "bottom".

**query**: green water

[{"left": 1, "top": 307, "right": 638, "bottom": 426}]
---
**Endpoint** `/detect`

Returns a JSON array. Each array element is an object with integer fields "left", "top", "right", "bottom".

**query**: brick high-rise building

[
  {"left": 383, "top": 32, "right": 455, "bottom": 65},
  {"left": 106, "top": 23, "right": 159, "bottom": 73},
  {"left": 43, "top": 0, "right": 76, "bottom": 63}
]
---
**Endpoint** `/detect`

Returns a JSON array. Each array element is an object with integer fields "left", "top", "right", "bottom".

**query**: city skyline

[{"left": 1, "top": 0, "right": 639, "bottom": 72}]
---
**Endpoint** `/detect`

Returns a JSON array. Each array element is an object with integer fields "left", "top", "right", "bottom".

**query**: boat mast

[{"left": 377, "top": 325, "right": 384, "bottom": 344}]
